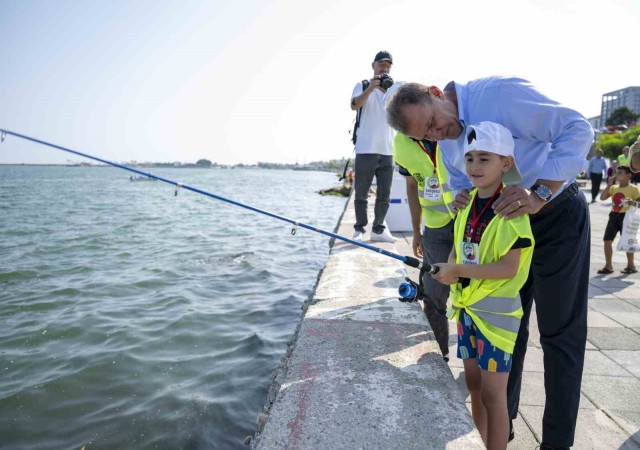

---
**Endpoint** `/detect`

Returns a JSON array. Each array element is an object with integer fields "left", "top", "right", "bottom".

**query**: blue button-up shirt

[
  {"left": 587, "top": 157, "right": 607, "bottom": 176},
  {"left": 439, "top": 76, "right": 594, "bottom": 197}
]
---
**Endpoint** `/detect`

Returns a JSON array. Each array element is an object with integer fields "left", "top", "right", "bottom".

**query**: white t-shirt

[{"left": 351, "top": 82, "right": 395, "bottom": 156}]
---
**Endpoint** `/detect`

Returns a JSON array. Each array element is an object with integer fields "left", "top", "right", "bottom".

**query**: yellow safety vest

[
  {"left": 619, "top": 154, "right": 630, "bottom": 166},
  {"left": 393, "top": 133, "right": 455, "bottom": 228},
  {"left": 449, "top": 188, "right": 534, "bottom": 354}
]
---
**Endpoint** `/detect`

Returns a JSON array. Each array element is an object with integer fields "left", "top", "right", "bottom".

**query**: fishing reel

[{"left": 398, "top": 264, "right": 439, "bottom": 303}]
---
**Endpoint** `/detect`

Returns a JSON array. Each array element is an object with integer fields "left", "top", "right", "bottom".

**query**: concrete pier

[
  {"left": 252, "top": 185, "right": 640, "bottom": 449},
  {"left": 251, "top": 194, "right": 484, "bottom": 449}
]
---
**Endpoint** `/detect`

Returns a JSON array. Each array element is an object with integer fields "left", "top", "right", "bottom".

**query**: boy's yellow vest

[
  {"left": 449, "top": 188, "right": 534, "bottom": 354},
  {"left": 393, "top": 133, "right": 455, "bottom": 228}
]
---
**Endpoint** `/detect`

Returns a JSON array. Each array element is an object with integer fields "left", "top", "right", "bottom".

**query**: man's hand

[
  {"left": 453, "top": 189, "right": 471, "bottom": 211},
  {"left": 493, "top": 185, "right": 545, "bottom": 219},
  {"left": 431, "top": 263, "right": 460, "bottom": 285},
  {"left": 369, "top": 77, "right": 383, "bottom": 91},
  {"left": 412, "top": 233, "right": 424, "bottom": 258}
]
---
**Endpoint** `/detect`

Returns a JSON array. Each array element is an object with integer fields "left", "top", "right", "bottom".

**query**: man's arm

[
  {"left": 350, "top": 78, "right": 381, "bottom": 111},
  {"left": 405, "top": 175, "right": 424, "bottom": 258}
]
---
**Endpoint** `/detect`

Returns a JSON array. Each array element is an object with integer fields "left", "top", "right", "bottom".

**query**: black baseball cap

[{"left": 373, "top": 51, "right": 393, "bottom": 64}]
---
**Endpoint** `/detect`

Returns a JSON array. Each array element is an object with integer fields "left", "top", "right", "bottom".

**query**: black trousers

[
  {"left": 507, "top": 183, "right": 590, "bottom": 448},
  {"left": 589, "top": 172, "right": 603, "bottom": 201}
]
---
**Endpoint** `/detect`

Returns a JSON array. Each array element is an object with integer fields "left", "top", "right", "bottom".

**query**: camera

[{"left": 378, "top": 73, "right": 394, "bottom": 90}]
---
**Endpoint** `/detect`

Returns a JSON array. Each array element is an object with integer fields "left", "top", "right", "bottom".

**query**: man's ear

[{"left": 428, "top": 86, "right": 444, "bottom": 99}]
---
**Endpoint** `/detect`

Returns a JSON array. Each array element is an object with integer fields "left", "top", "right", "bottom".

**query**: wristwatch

[{"left": 530, "top": 183, "right": 552, "bottom": 202}]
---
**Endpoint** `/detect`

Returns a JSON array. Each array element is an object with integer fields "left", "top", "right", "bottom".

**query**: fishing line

[{"left": 0, "top": 129, "right": 437, "bottom": 301}]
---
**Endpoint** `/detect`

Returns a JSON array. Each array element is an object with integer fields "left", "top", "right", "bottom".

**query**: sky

[{"left": 0, "top": 0, "right": 639, "bottom": 165}]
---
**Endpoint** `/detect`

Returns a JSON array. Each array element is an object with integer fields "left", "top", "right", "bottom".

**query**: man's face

[
  {"left": 400, "top": 100, "right": 463, "bottom": 142},
  {"left": 372, "top": 60, "right": 391, "bottom": 77}
]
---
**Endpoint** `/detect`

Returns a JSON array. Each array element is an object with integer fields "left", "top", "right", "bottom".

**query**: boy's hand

[
  {"left": 493, "top": 185, "right": 545, "bottom": 219},
  {"left": 431, "top": 263, "right": 460, "bottom": 285}
]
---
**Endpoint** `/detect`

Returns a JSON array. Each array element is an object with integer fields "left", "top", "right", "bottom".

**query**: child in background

[
  {"left": 598, "top": 165, "right": 640, "bottom": 274},
  {"left": 432, "top": 122, "right": 533, "bottom": 450}
]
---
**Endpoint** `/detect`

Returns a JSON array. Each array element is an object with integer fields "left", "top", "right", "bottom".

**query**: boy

[
  {"left": 598, "top": 165, "right": 640, "bottom": 274},
  {"left": 432, "top": 122, "right": 533, "bottom": 450}
]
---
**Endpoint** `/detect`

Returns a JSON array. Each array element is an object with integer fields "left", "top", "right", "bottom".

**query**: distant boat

[{"left": 129, "top": 175, "right": 157, "bottom": 182}]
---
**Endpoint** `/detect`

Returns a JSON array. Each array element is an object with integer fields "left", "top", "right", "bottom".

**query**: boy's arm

[
  {"left": 600, "top": 179, "right": 614, "bottom": 201},
  {"left": 432, "top": 248, "right": 521, "bottom": 285}
]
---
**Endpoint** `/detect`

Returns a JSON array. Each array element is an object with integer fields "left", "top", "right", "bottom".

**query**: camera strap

[{"left": 351, "top": 79, "right": 370, "bottom": 145}]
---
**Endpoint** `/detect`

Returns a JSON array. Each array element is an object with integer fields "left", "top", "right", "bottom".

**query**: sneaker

[
  {"left": 352, "top": 230, "right": 365, "bottom": 242},
  {"left": 371, "top": 229, "right": 397, "bottom": 243}
]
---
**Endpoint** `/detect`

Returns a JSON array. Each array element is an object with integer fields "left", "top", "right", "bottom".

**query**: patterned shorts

[{"left": 457, "top": 310, "right": 513, "bottom": 373}]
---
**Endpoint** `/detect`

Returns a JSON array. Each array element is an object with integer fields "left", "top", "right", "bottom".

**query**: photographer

[{"left": 350, "top": 51, "right": 396, "bottom": 243}]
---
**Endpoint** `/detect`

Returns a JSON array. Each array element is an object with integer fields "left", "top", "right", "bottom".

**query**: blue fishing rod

[{"left": 0, "top": 129, "right": 436, "bottom": 302}]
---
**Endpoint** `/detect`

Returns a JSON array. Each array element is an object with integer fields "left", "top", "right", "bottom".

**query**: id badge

[
  {"left": 461, "top": 241, "right": 479, "bottom": 265},
  {"left": 423, "top": 177, "right": 442, "bottom": 202}
]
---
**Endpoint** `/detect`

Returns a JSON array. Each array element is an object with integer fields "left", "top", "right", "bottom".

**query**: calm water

[{"left": 0, "top": 166, "right": 347, "bottom": 450}]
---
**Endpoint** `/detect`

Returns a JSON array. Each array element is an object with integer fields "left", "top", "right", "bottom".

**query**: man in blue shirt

[
  {"left": 587, "top": 149, "right": 608, "bottom": 203},
  {"left": 386, "top": 77, "right": 594, "bottom": 450}
]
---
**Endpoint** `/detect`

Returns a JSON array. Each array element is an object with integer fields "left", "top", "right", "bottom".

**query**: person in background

[
  {"left": 386, "top": 77, "right": 593, "bottom": 450},
  {"left": 586, "top": 149, "right": 607, "bottom": 203},
  {"left": 630, "top": 136, "right": 640, "bottom": 173},
  {"left": 618, "top": 146, "right": 630, "bottom": 166},
  {"left": 393, "top": 133, "right": 455, "bottom": 361},
  {"left": 350, "top": 50, "right": 397, "bottom": 243},
  {"left": 598, "top": 165, "right": 640, "bottom": 275},
  {"left": 432, "top": 122, "right": 533, "bottom": 450}
]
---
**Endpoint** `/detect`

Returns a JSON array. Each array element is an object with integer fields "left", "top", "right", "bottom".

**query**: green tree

[
  {"left": 595, "top": 124, "right": 640, "bottom": 159},
  {"left": 195, "top": 158, "right": 213, "bottom": 167},
  {"left": 605, "top": 107, "right": 639, "bottom": 127}
]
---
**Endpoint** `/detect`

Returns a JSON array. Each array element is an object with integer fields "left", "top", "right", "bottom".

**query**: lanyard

[
  {"left": 467, "top": 185, "right": 503, "bottom": 241},
  {"left": 416, "top": 140, "right": 437, "bottom": 174}
]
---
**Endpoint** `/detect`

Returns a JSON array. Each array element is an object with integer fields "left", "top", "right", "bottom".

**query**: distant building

[{"left": 594, "top": 86, "right": 640, "bottom": 129}]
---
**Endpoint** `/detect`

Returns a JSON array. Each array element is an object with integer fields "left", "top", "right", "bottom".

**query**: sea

[{"left": 0, "top": 166, "right": 348, "bottom": 450}]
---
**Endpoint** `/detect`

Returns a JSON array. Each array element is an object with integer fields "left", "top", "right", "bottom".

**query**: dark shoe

[
  {"left": 508, "top": 419, "right": 514, "bottom": 442},
  {"left": 621, "top": 266, "right": 638, "bottom": 274},
  {"left": 540, "top": 444, "right": 570, "bottom": 450},
  {"left": 597, "top": 267, "right": 614, "bottom": 274}
]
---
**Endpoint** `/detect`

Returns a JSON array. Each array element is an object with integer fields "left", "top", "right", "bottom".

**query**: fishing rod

[{"left": 0, "top": 129, "right": 437, "bottom": 302}]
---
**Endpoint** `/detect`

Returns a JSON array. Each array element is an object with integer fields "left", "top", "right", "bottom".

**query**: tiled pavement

[{"left": 392, "top": 188, "right": 640, "bottom": 449}]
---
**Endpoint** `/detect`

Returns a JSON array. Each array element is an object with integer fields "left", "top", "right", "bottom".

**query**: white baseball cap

[{"left": 465, "top": 121, "right": 522, "bottom": 186}]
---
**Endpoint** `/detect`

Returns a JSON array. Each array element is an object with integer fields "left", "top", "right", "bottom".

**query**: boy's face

[
  {"left": 616, "top": 170, "right": 632, "bottom": 183},
  {"left": 465, "top": 151, "right": 512, "bottom": 189}
]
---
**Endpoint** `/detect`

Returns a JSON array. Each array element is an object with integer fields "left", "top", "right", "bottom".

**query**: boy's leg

[
  {"left": 353, "top": 154, "right": 377, "bottom": 232},
  {"left": 371, "top": 155, "right": 393, "bottom": 233},
  {"left": 457, "top": 311, "right": 486, "bottom": 441},
  {"left": 480, "top": 370, "right": 510, "bottom": 450},
  {"left": 463, "top": 358, "right": 487, "bottom": 442},
  {"left": 604, "top": 240, "right": 614, "bottom": 269}
]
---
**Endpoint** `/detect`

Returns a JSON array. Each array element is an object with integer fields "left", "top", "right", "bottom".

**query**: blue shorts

[{"left": 457, "top": 310, "right": 513, "bottom": 373}]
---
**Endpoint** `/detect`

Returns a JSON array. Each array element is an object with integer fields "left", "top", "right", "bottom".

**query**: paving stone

[
  {"left": 603, "top": 350, "right": 640, "bottom": 378},
  {"left": 510, "top": 411, "right": 539, "bottom": 449},
  {"left": 603, "top": 409, "right": 640, "bottom": 447},
  {"left": 588, "top": 285, "right": 617, "bottom": 299},
  {"left": 589, "top": 298, "right": 640, "bottom": 313},
  {"left": 582, "top": 375, "right": 640, "bottom": 411},
  {"left": 588, "top": 311, "right": 625, "bottom": 327},
  {"left": 587, "top": 328, "right": 640, "bottom": 350},
  {"left": 604, "top": 313, "right": 640, "bottom": 328},
  {"left": 584, "top": 350, "right": 634, "bottom": 376},
  {"left": 519, "top": 405, "right": 635, "bottom": 449},
  {"left": 517, "top": 371, "right": 594, "bottom": 409},
  {"left": 522, "top": 346, "right": 544, "bottom": 373}
]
